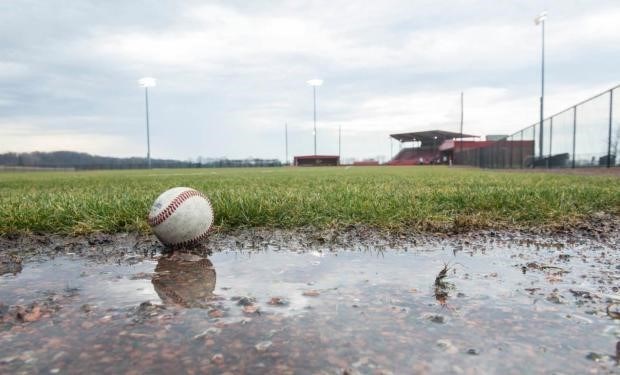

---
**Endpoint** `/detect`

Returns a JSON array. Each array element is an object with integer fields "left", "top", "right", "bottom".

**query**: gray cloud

[{"left": 1, "top": 0, "right": 619, "bottom": 160}]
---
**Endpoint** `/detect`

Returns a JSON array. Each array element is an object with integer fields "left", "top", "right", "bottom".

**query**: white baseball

[{"left": 148, "top": 187, "right": 214, "bottom": 247}]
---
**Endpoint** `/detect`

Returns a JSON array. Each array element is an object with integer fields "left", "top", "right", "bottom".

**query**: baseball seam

[
  {"left": 148, "top": 189, "right": 208, "bottom": 227},
  {"left": 168, "top": 226, "right": 214, "bottom": 248}
]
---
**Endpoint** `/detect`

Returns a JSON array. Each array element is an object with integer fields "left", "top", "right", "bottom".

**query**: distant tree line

[
  {"left": 0, "top": 151, "right": 282, "bottom": 170},
  {"left": 194, "top": 157, "right": 282, "bottom": 168}
]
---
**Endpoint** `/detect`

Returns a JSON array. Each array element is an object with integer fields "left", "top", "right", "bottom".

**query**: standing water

[{"left": 1, "top": 233, "right": 619, "bottom": 374}]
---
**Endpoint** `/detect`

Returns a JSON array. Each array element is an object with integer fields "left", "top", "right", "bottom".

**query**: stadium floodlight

[
  {"left": 139, "top": 77, "right": 157, "bottom": 88},
  {"left": 306, "top": 79, "right": 323, "bottom": 87},
  {"left": 139, "top": 77, "right": 156, "bottom": 169},
  {"left": 534, "top": 11, "right": 547, "bottom": 162},
  {"left": 534, "top": 11, "right": 547, "bottom": 25},
  {"left": 307, "top": 79, "right": 323, "bottom": 155}
]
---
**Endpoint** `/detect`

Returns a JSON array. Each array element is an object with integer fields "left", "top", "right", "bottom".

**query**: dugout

[{"left": 294, "top": 155, "right": 340, "bottom": 166}]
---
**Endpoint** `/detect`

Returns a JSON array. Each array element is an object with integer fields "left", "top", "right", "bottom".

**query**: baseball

[{"left": 148, "top": 187, "right": 214, "bottom": 247}]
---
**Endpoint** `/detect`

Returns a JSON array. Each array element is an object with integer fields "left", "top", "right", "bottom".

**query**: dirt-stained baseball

[{"left": 148, "top": 187, "right": 214, "bottom": 247}]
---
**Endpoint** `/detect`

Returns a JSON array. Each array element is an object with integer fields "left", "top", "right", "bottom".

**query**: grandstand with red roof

[{"left": 388, "top": 130, "right": 478, "bottom": 165}]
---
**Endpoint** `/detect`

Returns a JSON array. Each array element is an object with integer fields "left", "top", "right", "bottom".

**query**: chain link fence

[{"left": 455, "top": 85, "right": 619, "bottom": 168}]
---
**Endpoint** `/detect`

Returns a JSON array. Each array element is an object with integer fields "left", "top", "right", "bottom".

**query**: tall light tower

[
  {"left": 459, "top": 92, "right": 464, "bottom": 156},
  {"left": 285, "top": 122, "right": 289, "bottom": 165},
  {"left": 338, "top": 125, "right": 342, "bottom": 163},
  {"left": 306, "top": 79, "right": 323, "bottom": 155},
  {"left": 138, "top": 77, "right": 156, "bottom": 169},
  {"left": 535, "top": 11, "right": 547, "bottom": 161}
]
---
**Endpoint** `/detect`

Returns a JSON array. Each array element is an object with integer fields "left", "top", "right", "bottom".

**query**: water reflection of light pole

[
  {"left": 535, "top": 11, "right": 547, "bottom": 162},
  {"left": 307, "top": 79, "right": 323, "bottom": 155},
  {"left": 139, "top": 77, "right": 156, "bottom": 169}
]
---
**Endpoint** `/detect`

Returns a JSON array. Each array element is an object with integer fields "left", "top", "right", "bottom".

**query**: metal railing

[{"left": 455, "top": 84, "right": 619, "bottom": 168}]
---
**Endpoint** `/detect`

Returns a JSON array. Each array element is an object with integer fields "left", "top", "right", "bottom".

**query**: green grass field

[{"left": 1, "top": 166, "right": 619, "bottom": 235}]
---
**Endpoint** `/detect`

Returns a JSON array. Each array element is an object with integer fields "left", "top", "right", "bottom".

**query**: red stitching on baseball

[
  {"left": 170, "top": 227, "right": 213, "bottom": 248},
  {"left": 148, "top": 189, "right": 210, "bottom": 227}
]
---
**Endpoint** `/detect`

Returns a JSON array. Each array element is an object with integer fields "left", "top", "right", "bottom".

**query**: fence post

[
  {"left": 520, "top": 131, "right": 524, "bottom": 168},
  {"left": 509, "top": 137, "right": 513, "bottom": 168},
  {"left": 548, "top": 117, "right": 553, "bottom": 168},
  {"left": 572, "top": 106, "right": 577, "bottom": 168},
  {"left": 608, "top": 90, "right": 613, "bottom": 168}
]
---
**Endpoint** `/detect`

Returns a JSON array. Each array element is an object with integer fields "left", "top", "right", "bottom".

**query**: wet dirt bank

[{"left": 1, "top": 212, "right": 619, "bottom": 262}]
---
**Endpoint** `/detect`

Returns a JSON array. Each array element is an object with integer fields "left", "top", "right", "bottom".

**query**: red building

[
  {"left": 293, "top": 155, "right": 340, "bottom": 166},
  {"left": 438, "top": 139, "right": 495, "bottom": 164}
]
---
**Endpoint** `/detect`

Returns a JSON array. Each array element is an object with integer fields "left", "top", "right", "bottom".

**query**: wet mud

[{"left": 1, "top": 229, "right": 619, "bottom": 374}]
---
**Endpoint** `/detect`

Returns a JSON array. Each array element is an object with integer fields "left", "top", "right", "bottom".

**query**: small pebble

[
  {"left": 211, "top": 353, "right": 224, "bottom": 365},
  {"left": 429, "top": 315, "right": 445, "bottom": 324},
  {"left": 268, "top": 297, "right": 289, "bottom": 306},
  {"left": 255, "top": 341, "right": 272, "bottom": 352},
  {"left": 585, "top": 352, "right": 605, "bottom": 362},
  {"left": 436, "top": 339, "right": 458, "bottom": 354}
]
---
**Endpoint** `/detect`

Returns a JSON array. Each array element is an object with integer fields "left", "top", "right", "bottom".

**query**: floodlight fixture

[
  {"left": 307, "top": 79, "right": 323, "bottom": 87},
  {"left": 139, "top": 77, "right": 157, "bottom": 88},
  {"left": 534, "top": 11, "right": 547, "bottom": 25}
]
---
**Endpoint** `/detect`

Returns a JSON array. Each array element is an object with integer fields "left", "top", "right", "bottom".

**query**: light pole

[
  {"left": 306, "top": 79, "right": 323, "bottom": 155},
  {"left": 338, "top": 125, "right": 341, "bottom": 164},
  {"left": 535, "top": 11, "right": 547, "bottom": 162},
  {"left": 285, "top": 122, "right": 289, "bottom": 165},
  {"left": 138, "top": 77, "right": 156, "bottom": 169},
  {"left": 459, "top": 91, "right": 464, "bottom": 157}
]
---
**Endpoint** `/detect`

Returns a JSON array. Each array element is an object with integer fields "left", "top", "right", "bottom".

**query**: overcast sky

[{"left": 1, "top": 0, "right": 619, "bottom": 161}]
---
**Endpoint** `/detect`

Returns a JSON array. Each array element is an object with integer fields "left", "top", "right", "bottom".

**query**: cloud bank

[{"left": 0, "top": 0, "right": 618, "bottom": 161}]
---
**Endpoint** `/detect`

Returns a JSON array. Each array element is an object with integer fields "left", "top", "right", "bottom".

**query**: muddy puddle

[{"left": 1, "top": 234, "right": 619, "bottom": 374}]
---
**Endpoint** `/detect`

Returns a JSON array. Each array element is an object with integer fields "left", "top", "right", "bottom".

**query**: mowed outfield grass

[{"left": 1, "top": 166, "right": 619, "bottom": 235}]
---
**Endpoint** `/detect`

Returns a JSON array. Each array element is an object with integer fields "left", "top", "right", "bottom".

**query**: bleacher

[
  {"left": 388, "top": 130, "right": 477, "bottom": 166},
  {"left": 387, "top": 148, "right": 437, "bottom": 165}
]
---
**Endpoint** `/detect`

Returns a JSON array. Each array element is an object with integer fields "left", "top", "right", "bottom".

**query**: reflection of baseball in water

[
  {"left": 152, "top": 253, "right": 216, "bottom": 308},
  {"left": 148, "top": 187, "right": 214, "bottom": 247}
]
